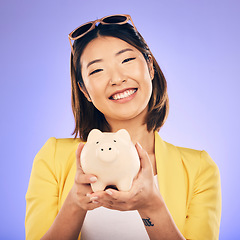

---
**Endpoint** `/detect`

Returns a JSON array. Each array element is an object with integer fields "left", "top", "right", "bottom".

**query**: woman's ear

[
  {"left": 77, "top": 82, "right": 92, "bottom": 102},
  {"left": 148, "top": 55, "right": 154, "bottom": 80}
]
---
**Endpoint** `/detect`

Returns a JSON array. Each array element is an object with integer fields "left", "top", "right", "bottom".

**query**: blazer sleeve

[
  {"left": 25, "top": 137, "right": 58, "bottom": 240},
  {"left": 183, "top": 150, "right": 222, "bottom": 240}
]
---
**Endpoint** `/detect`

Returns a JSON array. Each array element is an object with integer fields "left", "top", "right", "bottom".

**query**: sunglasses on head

[{"left": 68, "top": 14, "right": 137, "bottom": 54}]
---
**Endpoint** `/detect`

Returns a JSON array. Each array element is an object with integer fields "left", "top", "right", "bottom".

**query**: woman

[{"left": 25, "top": 15, "right": 221, "bottom": 240}]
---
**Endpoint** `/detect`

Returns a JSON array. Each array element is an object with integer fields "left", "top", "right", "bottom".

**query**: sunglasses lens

[
  {"left": 102, "top": 15, "right": 127, "bottom": 24},
  {"left": 72, "top": 23, "right": 93, "bottom": 38}
]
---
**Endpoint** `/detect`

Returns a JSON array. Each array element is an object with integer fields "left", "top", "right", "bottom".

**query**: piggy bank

[{"left": 80, "top": 129, "right": 140, "bottom": 192}]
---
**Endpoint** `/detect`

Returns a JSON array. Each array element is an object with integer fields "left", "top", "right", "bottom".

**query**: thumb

[
  {"left": 76, "top": 142, "right": 85, "bottom": 171},
  {"left": 135, "top": 142, "right": 152, "bottom": 170}
]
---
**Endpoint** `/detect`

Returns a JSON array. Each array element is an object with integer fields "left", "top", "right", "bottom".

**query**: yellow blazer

[{"left": 25, "top": 132, "right": 221, "bottom": 239}]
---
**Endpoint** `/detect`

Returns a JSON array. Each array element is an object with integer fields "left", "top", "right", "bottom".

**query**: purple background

[{"left": 0, "top": 0, "right": 239, "bottom": 239}]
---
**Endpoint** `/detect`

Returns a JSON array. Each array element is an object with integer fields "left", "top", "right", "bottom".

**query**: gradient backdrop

[{"left": 0, "top": 0, "right": 239, "bottom": 239}]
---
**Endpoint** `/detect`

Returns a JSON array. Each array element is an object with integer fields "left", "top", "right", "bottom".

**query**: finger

[
  {"left": 88, "top": 201, "right": 102, "bottom": 210},
  {"left": 104, "top": 189, "right": 131, "bottom": 202},
  {"left": 135, "top": 142, "right": 152, "bottom": 170},
  {"left": 75, "top": 172, "right": 98, "bottom": 185},
  {"left": 76, "top": 142, "right": 85, "bottom": 171},
  {"left": 99, "top": 192, "right": 134, "bottom": 211},
  {"left": 75, "top": 191, "right": 102, "bottom": 210},
  {"left": 85, "top": 193, "right": 103, "bottom": 209}
]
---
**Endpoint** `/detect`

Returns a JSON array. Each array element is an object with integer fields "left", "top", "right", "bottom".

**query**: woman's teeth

[{"left": 111, "top": 89, "right": 137, "bottom": 100}]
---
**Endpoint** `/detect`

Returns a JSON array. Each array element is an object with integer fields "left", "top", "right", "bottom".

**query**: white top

[{"left": 81, "top": 175, "right": 159, "bottom": 240}]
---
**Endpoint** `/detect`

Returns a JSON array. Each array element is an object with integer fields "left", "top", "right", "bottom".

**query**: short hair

[{"left": 70, "top": 23, "right": 169, "bottom": 141}]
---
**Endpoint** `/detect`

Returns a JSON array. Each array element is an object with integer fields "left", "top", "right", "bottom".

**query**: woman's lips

[
  {"left": 109, "top": 88, "right": 137, "bottom": 100},
  {"left": 109, "top": 88, "right": 138, "bottom": 103}
]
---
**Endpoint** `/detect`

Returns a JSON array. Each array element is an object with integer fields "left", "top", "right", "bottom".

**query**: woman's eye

[
  {"left": 122, "top": 57, "right": 136, "bottom": 64},
  {"left": 89, "top": 69, "right": 103, "bottom": 76}
]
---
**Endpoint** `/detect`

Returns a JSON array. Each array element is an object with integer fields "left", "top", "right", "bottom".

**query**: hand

[
  {"left": 69, "top": 142, "right": 102, "bottom": 211},
  {"left": 87, "top": 142, "right": 163, "bottom": 212}
]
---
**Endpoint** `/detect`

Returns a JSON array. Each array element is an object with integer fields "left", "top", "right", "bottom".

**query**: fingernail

[
  {"left": 92, "top": 200, "right": 99, "bottom": 204},
  {"left": 137, "top": 142, "right": 142, "bottom": 149},
  {"left": 90, "top": 196, "right": 98, "bottom": 201},
  {"left": 86, "top": 193, "right": 91, "bottom": 197},
  {"left": 106, "top": 189, "right": 112, "bottom": 195},
  {"left": 90, "top": 176, "right": 97, "bottom": 183}
]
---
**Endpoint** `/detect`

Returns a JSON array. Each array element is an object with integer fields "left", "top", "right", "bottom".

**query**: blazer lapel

[{"left": 155, "top": 132, "right": 186, "bottom": 233}]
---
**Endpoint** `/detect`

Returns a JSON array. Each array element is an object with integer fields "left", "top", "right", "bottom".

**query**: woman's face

[{"left": 80, "top": 36, "right": 154, "bottom": 123}]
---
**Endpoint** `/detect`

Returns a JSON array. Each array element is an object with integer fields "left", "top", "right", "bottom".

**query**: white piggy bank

[{"left": 80, "top": 129, "right": 140, "bottom": 192}]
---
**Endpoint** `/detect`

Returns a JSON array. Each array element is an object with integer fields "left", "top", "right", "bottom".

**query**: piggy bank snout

[{"left": 97, "top": 142, "right": 118, "bottom": 162}]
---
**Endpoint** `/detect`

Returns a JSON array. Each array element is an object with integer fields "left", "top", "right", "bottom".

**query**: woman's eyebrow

[
  {"left": 87, "top": 49, "right": 134, "bottom": 68},
  {"left": 87, "top": 59, "right": 103, "bottom": 68},
  {"left": 115, "top": 48, "right": 133, "bottom": 56}
]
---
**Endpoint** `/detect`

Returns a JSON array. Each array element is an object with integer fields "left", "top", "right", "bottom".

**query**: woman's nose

[{"left": 109, "top": 69, "right": 126, "bottom": 86}]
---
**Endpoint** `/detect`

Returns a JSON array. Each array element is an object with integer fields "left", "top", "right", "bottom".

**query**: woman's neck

[{"left": 106, "top": 118, "right": 155, "bottom": 156}]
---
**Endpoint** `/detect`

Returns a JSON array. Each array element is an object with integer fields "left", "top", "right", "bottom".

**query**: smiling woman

[
  {"left": 70, "top": 20, "right": 169, "bottom": 141},
  {"left": 25, "top": 14, "right": 221, "bottom": 240},
  {"left": 80, "top": 36, "right": 154, "bottom": 126}
]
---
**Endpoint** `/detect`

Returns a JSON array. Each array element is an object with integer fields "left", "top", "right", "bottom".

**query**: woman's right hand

[{"left": 70, "top": 142, "right": 101, "bottom": 211}]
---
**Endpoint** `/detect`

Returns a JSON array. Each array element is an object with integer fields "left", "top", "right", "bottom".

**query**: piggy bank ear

[
  {"left": 115, "top": 129, "right": 131, "bottom": 142},
  {"left": 87, "top": 129, "right": 103, "bottom": 143}
]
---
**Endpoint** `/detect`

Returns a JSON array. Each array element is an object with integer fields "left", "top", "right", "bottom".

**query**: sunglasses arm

[{"left": 68, "top": 37, "right": 74, "bottom": 54}]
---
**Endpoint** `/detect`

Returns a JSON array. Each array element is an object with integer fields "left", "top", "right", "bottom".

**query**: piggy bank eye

[
  {"left": 96, "top": 141, "right": 99, "bottom": 144},
  {"left": 114, "top": 140, "right": 116, "bottom": 143}
]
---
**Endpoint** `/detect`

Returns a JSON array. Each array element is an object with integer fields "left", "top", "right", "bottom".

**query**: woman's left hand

[{"left": 88, "top": 142, "right": 163, "bottom": 212}]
